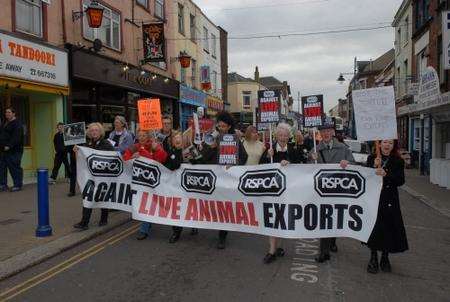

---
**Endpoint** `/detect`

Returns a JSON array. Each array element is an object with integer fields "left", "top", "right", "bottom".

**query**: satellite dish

[{"left": 93, "top": 39, "right": 103, "bottom": 52}]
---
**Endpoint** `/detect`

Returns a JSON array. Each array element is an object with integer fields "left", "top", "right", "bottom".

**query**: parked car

[{"left": 344, "top": 139, "right": 370, "bottom": 165}]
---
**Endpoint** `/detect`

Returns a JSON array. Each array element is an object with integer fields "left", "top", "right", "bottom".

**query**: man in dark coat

[
  {"left": 0, "top": 108, "right": 24, "bottom": 192},
  {"left": 49, "top": 123, "right": 71, "bottom": 184},
  {"left": 312, "top": 116, "right": 355, "bottom": 263}
]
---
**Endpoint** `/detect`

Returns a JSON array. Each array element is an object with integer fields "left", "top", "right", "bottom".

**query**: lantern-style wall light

[
  {"left": 170, "top": 51, "right": 192, "bottom": 68},
  {"left": 72, "top": 1, "right": 104, "bottom": 28}
]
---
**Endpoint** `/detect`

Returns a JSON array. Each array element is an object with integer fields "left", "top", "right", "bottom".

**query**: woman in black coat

[
  {"left": 366, "top": 139, "right": 408, "bottom": 274},
  {"left": 73, "top": 123, "right": 114, "bottom": 230}
]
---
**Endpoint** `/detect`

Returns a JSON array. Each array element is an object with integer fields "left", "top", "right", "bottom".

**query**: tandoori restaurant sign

[{"left": 0, "top": 31, "right": 68, "bottom": 87}]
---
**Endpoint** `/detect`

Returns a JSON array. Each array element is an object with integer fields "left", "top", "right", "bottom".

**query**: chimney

[{"left": 254, "top": 66, "right": 260, "bottom": 82}]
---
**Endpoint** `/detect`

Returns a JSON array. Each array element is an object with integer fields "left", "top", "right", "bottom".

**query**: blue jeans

[
  {"left": 139, "top": 222, "right": 152, "bottom": 235},
  {"left": 0, "top": 151, "right": 23, "bottom": 188}
]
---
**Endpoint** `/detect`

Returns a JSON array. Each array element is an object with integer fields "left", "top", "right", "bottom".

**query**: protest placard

[
  {"left": 352, "top": 86, "right": 397, "bottom": 141},
  {"left": 302, "top": 95, "right": 324, "bottom": 128},
  {"left": 258, "top": 90, "right": 281, "bottom": 123},
  {"left": 137, "top": 99, "right": 163, "bottom": 130},
  {"left": 218, "top": 134, "right": 239, "bottom": 165},
  {"left": 63, "top": 122, "right": 86, "bottom": 146}
]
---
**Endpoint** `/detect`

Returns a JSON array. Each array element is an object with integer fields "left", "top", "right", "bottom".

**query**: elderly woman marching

[
  {"left": 259, "top": 123, "right": 299, "bottom": 264},
  {"left": 366, "top": 139, "right": 408, "bottom": 274},
  {"left": 108, "top": 115, "right": 134, "bottom": 154},
  {"left": 73, "top": 123, "right": 114, "bottom": 230}
]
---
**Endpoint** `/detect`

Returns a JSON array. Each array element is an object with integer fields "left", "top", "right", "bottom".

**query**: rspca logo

[
  {"left": 307, "top": 96, "right": 318, "bottom": 103},
  {"left": 238, "top": 169, "right": 286, "bottom": 196},
  {"left": 132, "top": 160, "right": 161, "bottom": 188},
  {"left": 314, "top": 169, "right": 365, "bottom": 198},
  {"left": 181, "top": 169, "right": 217, "bottom": 194},
  {"left": 263, "top": 90, "right": 275, "bottom": 98},
  {"left": 87, "top": 155, "right": 123, "bottom": 177}
]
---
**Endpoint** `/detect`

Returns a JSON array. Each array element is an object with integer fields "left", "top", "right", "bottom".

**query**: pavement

[{"left": 0, "top": 181, "right": 131, "bottom": 280}]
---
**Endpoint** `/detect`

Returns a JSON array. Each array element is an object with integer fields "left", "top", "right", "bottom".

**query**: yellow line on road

[{"left": 0, "top": 224, "right": 139, "bottom": 302}]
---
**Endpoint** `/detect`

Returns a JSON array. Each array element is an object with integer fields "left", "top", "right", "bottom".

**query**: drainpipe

[{"left": 61, "top": 0, "right": 67, "bottom": 44}]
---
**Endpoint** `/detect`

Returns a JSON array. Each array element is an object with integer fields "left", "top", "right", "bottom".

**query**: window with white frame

[
  {"left": 155, "top": 0, "right": 164, "bottom": 19},
  {"left": 242, "top": 91, "right": 251, "bottom": 110},
  {"left": 15, "top": 0, "right": 43, "bottom": 37},
  {"left": 178, "top": 3, "right": 184, "bottom": 35},
  {"left": 211, "top": 33, "right": 217, "bottom": 57},
  {"left": 203, "top": 27, "right": 209, "bottom": 52},
  {"left": 190, "top": 14, "right": 196, "bottom": 42},
  {"left": 83, "top": 0, "right": 121, "bottom": 50}
]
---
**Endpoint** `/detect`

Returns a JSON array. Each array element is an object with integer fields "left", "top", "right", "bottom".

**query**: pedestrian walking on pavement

[
  {"left": 259, "top": 123, "right": 296, "bottom": 264},
  {"left": 108, "top": 116, "right": 134, "bottom": 154},
  {"left": 366, "top": 139, "right": 408, "bottom": 274},
  {"left": 73, "top": 123, "right": 114, "bottom": 230},
  {"left": 122, "top": 129, "right": 168, "bottom": 240},
  {"left": 49, "top": 122, "right": 70, "bottom": 184},
  {"left": 0, "top": 108, "right": 24, "bottom": 192},
  {"left": 312, "top": 116, "right": 355, "bottom": 263},
  {"left": 242, "top": 125, "right": 266, "bottom": 166}
]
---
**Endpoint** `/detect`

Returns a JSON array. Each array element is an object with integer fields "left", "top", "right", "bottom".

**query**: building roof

[
  {"left": 227, "top": 72, "right": 255, "bottom": 83},
  {"left": 361, "top": 49, "right": 395, "bottom": 74},
  {"left": 259, "top": 76, "right": 283, "bottom": 87}
]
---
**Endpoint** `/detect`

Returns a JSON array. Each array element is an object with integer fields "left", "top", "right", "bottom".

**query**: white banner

[
  {"left": 77, "top": 147, "right": 382, "bottom": 242},
  {"left": 443, "top": 11, "right": 450, "bottom": 70},
  {"left": 352, "top": 86, "right": 398, "bottom": 141},
  {"left": 0, "top": 31, "right": 68, "bottom": 87}
]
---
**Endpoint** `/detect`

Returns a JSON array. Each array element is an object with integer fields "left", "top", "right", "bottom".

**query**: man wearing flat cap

[{"left": 312, "top": 115, "right": 355, "bottom": 263}]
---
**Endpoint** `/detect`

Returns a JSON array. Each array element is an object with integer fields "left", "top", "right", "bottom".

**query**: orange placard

[{"left": 137, "top": 98, "right": 163, "bottom": 130}]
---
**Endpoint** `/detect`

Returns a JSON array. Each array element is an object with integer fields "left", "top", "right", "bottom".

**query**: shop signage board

[
  {"left": 416, "top": 66, "right": 442, "bottom": 111},
  {"left": 0, "top": 31, "right": 68, "bottom": 87}
]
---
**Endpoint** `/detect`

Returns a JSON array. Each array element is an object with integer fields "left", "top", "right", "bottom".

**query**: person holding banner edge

[
  {"left": 366, "top": 139, "right": 408, "bottom": 274},
  {"left": 311, "top": 116, "right": 355, "bottom": 263}
]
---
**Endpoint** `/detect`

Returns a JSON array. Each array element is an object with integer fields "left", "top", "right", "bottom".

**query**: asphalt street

[{"left": 1, "top": 190, "right": 449, "bottom": 302}]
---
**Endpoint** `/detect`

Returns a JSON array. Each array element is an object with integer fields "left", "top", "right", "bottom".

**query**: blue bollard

[{"left": 36, "top": 169, "right": 53, "bottom": 237}]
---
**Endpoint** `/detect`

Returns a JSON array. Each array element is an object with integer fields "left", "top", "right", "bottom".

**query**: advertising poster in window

[
  {"left": 64, "top": 122, "right": 86, "bottom": 146},
  {"left": 143, "top": 23, "right": 165, "bottom": 63},
  {"left": 258, "top": 90, "right": 281, "bottom": 123},
  {"left": 218, "top": 134, "right": 239, "bottom": 166},
  {"left": 302, "top": 94, "right": 324, "bottom": 128}
]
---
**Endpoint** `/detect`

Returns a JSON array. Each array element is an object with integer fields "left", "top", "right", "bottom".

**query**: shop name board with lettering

[{"left": 0, "top": 31, "right": 68, "bottom": 87}]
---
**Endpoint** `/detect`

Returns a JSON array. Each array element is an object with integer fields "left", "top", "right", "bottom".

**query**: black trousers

[
  {"left": 219, "top": 230, "right": 228, "bottom": 240},
  {"left": 51, "top": 152, "right": 70, "bottom": 180},
  {"left": 81, "top": 207, "right": 108, "bottom": 225},
  {"left": 69, "top": 152, "right": 77, "bottom": 194},
  {"left": 319, "top": 237, "right": 336, "bottom": 255}
]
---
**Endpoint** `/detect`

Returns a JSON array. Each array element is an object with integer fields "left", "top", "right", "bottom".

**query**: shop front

[
  {"left": 68, "top": 47, "right": 179, "bottom": 133},
  {"left": 179, "top": 84, "right": 206, "bottom": 131},
  {"left": 205, "top": 95, "right": 224, "bottom": 117},
  {"left": 0, "top": 30, "right": 69, "bottom": 181}
]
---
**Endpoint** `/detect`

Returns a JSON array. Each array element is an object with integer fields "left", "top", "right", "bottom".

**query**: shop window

[
  {"left": 15, "top": 0, "right": 43, "bottom": 38},
  {"left": 155, "top": 0, "right": 164, "bottom": 19},
  {"left": 83, "top": 0, "right": 121, "bottom": 51},
  {"left": 242, "top": 91, "right": 251, "bottom": 110},
  {"left": 10, "top": 95, "right": 30, "bottom": 147}
]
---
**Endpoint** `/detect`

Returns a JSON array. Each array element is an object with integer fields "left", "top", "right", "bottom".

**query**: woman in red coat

[{"left": 123, "top": 129, "right": 167, "bottom": 240}]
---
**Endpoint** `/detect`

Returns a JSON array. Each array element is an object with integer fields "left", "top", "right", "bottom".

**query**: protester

[
  {"left": 312, "top": 117, "right": 355, "bottom": 263},
  {"left": 292, "top": 130, "right": 309, "bottom": 164},
  {"left": 108, "top": 116, "right": 134, "bottom": 154},
  {"left": 366, "top": 139, "right": 408, "bottom": 274},
  {"left": 159, "top": 115, "right": 174, "bottom": 151},
  {"left": 73, "top": 123, "right": 114, "bottom": 230},
  {"left": 243, "top": 125, "right": 266, "bottom": 165},
  {"left": 194, "top": 111, "right": 248, "bottom": 249},
  {"left": 303, "top": 130, "right": 315, "bottom": 151},
  {"left": 49, "top": 122, "right": 70, "bottom": 184},
  {"left": 260, "top": 123, "right": 296, "bottom": 264},
  {"left": 0, "top": 108, "right": 24, "bottom": 192},
  {"left": 123, "top": 129, "right": 168, "bottom": 240}
]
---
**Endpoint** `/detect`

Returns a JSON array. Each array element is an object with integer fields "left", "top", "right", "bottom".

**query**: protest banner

[
  {"left": 137, "top": 99, "right": 163, "bottom": 130},
  {"left": 63, "top": 122, "right": 86, "bottom": 146},
  {"left": 352, "top": 86, "right": 397, "bottom": 141},
  {"left": 302, "top": 95, "right": 324, "bottom": 128},
  {"left": 258, "top": 90, "right": 281, "bottom": 123},
  {"left": 77, "top": 147, "right": 383, "bottom": 241},
  {"left": 218, "top": 134, "right": 239, "bottom": 165}
]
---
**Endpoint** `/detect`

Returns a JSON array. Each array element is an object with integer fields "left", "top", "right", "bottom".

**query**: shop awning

[{"left": 0, "top": 76, "right": 69, "bottom": 95}]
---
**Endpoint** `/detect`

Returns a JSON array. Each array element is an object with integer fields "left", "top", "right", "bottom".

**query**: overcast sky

[{"left": 193, "top": 0, "right": 403, "bottom": 112}]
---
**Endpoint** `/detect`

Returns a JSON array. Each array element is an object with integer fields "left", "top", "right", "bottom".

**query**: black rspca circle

[
  {"left": 238, "top": 169, "right": 286, "bottom": 196},
  {"left": 87, "top": 154, "right": 123, "bottom": 177},
  {"left": 314, "top": 169, "right": 365, "bottom": 198},
  {"left": 132, "top": 160, "right": 161, "bottom": 188},
  {"left": 181, "top": 169, "right": 217, "bottom": 194}
]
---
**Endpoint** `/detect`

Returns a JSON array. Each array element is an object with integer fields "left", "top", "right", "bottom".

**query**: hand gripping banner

[{"left": 77, "top": 147, "right": 382, "bottom": 242}]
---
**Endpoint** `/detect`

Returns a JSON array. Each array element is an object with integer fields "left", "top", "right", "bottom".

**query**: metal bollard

[{"left": 36, "top": 169, "right": 53, "bottom": 237}]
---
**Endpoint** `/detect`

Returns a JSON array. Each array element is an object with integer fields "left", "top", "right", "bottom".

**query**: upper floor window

[
  {"left": 178, "top": 3, "right": 185, "bottom": 35},
  {"left": 415, "top": 0, "right": 430, "bottom": 30},
  {"left": 83, "top": 0, "right": 121, "bottom": 51},
  {"left": 190, "top": 14, "right": 196, "bottom": 42},
  {"left": 403, "top": 16, "right": 409, "bottom": 46},
  {"left": 155, "top": 0, "right": 164, "bottom": 19},
  {"left": 242, "top": 91, "right": 251, "bottom": 110},
  {"left": 136, "top": 0, "right": 148, "bottom": 9},
  {"left": 191, "top": 59, "right": 197, "bottom": 88},
  {"left": 211, "top": 33, "right": 217, "bottom": 57},
  {"left": 203, "top": 27, "right": 209, "bottom": 52},
  {"left": 15, "top": 0, "right": 43, "bottom": 38}
]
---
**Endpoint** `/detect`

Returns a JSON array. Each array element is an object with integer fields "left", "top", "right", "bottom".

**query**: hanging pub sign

[
  {"left": 258, "top": 90, "right": 281, "bottom": 123},
  {"left": 218, "top": 134, "right": 239, "bottom": 165},
  {"left": 200, "top": 65, "right": 211, "bottom": 90},
  {"left": 142, "top": 23, "right": 165, "bottom": 63},
  {"left": 302, "top": 94, "right": 324, "bottom": 128}
]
